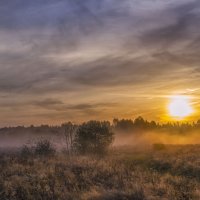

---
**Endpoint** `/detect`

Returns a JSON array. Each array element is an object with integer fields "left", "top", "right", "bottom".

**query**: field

[{"left": 0, "top": 145, "right": 199, "bottom": 200}]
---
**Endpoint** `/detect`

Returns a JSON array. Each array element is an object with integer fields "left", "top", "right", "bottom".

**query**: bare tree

[{"left": 62, "top": 122, "right": 77, "bottom": 155}]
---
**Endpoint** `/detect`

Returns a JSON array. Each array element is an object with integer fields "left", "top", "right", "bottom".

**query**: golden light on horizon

[{"left": 168, "top": 95, "right": 194, "bottom": 120}]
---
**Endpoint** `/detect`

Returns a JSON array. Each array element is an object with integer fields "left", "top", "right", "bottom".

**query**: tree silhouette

[{"left": 74, "top": 121, "right": 114, "bottom": 155}]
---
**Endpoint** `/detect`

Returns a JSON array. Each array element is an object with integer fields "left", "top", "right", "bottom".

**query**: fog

[
  {"left": 0, "top": 127, "right": 66, "bottom": 152},
  {"left": 0, "top": 126, "right": 200, "bottom": 153},
  {"left": 114, "top": 130, "right": 200, "bottom": 147}
]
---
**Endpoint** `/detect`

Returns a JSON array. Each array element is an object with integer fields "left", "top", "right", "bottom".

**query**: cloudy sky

[{"left": 0, "top": 0, "right": 200, "bottom": 126}]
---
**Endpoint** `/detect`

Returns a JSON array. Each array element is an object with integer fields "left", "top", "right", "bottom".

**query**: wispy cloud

[{"left": 0, "top": 0, "right": 200, "bottom": 125}]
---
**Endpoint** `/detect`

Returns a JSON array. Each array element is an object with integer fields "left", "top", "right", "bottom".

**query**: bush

[
  {"left": 34, "top": 139, "right": 56, "bottom": 156},
  {"left": 20, "top": 145, "right": 33, "bottom": 158},
  {"left": 74, "top": 121, "right": 114, "bottom": 155}
]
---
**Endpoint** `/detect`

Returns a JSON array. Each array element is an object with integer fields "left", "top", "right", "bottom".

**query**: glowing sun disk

[{"left": 168, "top": 95, "right": 194, "bottom": 119}]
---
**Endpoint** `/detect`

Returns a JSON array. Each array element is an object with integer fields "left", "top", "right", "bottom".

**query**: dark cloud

[
  {"left": 140, "top": 1, "right": 200, "bottom": 48},
  {"left": 32, "top": 98, "right": 117, "bottom": 111},
  {"left": 69, "top": 102, "right": 117, "bottom": 110}
]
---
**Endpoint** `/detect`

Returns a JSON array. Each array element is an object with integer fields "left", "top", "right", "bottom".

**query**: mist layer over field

[
  {"left": 114, "top": 131, "right": 200, "bottom": 148},
  {"left": 1, "top": 124, "right": 200, "bottom": 152},
  {"left": 0, "top": 126, "right": 66, "bottom": 151}
]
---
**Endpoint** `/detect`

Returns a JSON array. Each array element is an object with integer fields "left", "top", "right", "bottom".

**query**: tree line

[
  {"left": 61, "top": 117, "right": 200, "bottom": 155},
  {"left": 1, "top": 117, "right": 200, "bottom": 155}
]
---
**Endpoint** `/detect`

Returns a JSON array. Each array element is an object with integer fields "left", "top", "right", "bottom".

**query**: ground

[{"left": 0, "top": 145, "right": 199, "bottom": 200}]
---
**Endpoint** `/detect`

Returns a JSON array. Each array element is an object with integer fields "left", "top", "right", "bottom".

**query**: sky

[{"left": 0, "top": 0, "right": 200, "bottom": 126}]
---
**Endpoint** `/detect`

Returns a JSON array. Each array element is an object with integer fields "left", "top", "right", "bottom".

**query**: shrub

[
  {"left": 20, "top": 145, "right": 33, "bottom": 158},
  {"left": 34, "top": 139, "right": 56, "bottom": 156}
]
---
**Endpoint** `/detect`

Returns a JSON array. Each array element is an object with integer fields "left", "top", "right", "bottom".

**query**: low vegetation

[
  {"left": 20, "top": 139, "right": 56, "bottom": 158},
  {"left": 0, "top": 145, "right": 199, "bottom": 200},
  {"left": 0, "top": 119, "right": 200, "bottom": 199}
]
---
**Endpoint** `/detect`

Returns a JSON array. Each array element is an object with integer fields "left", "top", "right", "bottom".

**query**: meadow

[
  {"left": 1, "top": 0, "right": 200, "bottom": 199},
  {"left": 0, "top": 144, "right": 199, "bottom": 200}
]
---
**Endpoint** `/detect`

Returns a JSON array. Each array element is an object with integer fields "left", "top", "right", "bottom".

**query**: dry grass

[{"left": 0, "top": 145, "right": 199, "bottom": 200}]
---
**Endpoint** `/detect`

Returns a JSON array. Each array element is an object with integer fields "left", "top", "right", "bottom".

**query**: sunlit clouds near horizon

[{"left": 0, "top": 0, "right": 200, "bottom": 126}]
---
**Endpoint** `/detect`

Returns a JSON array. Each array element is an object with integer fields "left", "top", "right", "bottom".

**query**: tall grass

[{"left": 0, "top": 145, "right": 199, "bottom": 200}]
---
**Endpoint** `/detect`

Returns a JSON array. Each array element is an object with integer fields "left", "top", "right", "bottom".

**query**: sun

[{"left": 168, "top": 95, "right": 194, "bottom": 119}]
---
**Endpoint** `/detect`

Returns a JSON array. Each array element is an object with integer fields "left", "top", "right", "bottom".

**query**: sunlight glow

[{"left": 168, "top": 95, "right": 194, "bottom": 119}]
